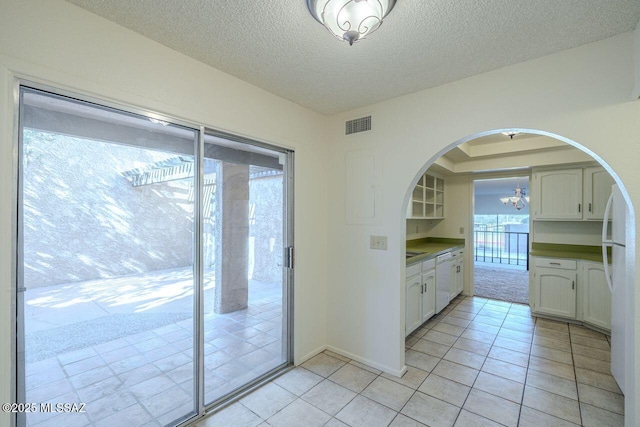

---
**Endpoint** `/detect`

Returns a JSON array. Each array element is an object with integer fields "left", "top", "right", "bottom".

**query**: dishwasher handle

[{"left": 436, "top": 252, "right": 452, "bottom": 263}]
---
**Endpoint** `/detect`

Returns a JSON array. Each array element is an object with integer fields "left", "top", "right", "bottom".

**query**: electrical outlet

[
  {"left": 459, "top": 227, "right": 464, "bottom": 234},
  {"left": 370, "top": 235, "right": 388, "bottom": 250}
]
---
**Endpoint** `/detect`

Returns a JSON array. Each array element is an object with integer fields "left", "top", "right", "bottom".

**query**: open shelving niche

[{"left": 408, "top": 172, "right": 444, "bottom": 219}]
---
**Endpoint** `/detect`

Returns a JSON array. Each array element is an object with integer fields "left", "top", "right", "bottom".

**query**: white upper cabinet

[
  {"left": 532, "top": 167, "right": 613, "bottom": 221},
  {"left": 407, "top": 173, "right": 444, "bottom": 219},
  {"left": 532, "top": 169, "right": 583, "bottom": 220},
  {"left": 583, "top": 167, "right": 615, "bottom": 220}
]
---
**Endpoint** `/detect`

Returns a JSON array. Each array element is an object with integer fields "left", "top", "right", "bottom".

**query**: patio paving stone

[{"left": 24, "top": 271, "right": 283, "bottom": 427}]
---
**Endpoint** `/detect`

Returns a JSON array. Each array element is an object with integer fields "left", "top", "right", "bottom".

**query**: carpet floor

[{"left": 473, "top": 264, "right": 529, "bottom": 304}]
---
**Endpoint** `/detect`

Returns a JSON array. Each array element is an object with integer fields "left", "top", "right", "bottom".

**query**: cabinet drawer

[
  {"left": 407, "top": 263, "right": 421, "bottom": 277},
  {"left": 422, "top": 259, "right": 435, "bottom": 271},
  {"left": 534, "top": 257, "right": 577, "bottom": 270}
]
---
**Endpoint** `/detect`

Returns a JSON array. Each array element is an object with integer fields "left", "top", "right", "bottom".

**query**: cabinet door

[
  {"left": 406, "top": 274, "right": 423, "bottom": 335},
  {"left": 449, "top": 260, "right": 457, "bottom": 297},
  {"left": 533, "top": 268, "right": 577, "bottom": 318},
  {"left": 533, "top": 169, "right": 583, "bottom": 220},
  {"left": 582, "top": 261, "right": 612, "bottom": 331},
  {"left": 456, "top": 256, "right": 464, "bottom": 295},
  {"left": 583, "top": 167, "right": 615, "bottom": 220},
  {"left": 421, "top": 269, "right": 436, "bottom": 322}
]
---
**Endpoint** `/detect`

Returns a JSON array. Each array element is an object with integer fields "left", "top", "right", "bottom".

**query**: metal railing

[{"left": 474, "top": 230, "right": 529, "bottom": 270}]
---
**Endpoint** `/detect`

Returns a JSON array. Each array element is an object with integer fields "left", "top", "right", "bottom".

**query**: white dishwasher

[{"left": 435, "top": 252, "right": 452, "bottom": 313}]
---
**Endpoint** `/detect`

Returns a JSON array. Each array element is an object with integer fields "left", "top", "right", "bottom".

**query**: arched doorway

[{"left": 402, "top": 128, "right": 636, "bottom": 425}]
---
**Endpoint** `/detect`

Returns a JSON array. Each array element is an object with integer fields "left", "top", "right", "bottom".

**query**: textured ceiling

[{"left": 64, "top": 0, "right": 640, "bottom": 115}]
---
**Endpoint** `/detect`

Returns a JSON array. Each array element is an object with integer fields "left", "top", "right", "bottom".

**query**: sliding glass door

[
  {"left": 201, "top": 131, "right": 291, "bottom": 406},
  {"left": 16, "top": 85, "right": 293, "bottom": 426}
]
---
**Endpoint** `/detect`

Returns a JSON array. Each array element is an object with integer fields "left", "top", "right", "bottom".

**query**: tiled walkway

[{"left": 200, "top": 295, "right": 623, "bottom": 427}]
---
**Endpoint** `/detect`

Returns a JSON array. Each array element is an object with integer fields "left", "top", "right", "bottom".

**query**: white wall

[
  {"left": 326, "top": 32, "right": 640, "bottom": 424},
  {"left": 634, "top": 21, "right": 640, "bottom": 99},
  {"left": 0, "top": 1, "right": 329, "bottom": 422},
  {"left": 533, "top": 222, "right": 603, "bottom": 246}
]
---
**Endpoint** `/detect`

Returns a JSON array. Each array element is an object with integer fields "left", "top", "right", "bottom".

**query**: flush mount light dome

[{"left": 307, "top": 0, "right": 397, "bottom": 45}]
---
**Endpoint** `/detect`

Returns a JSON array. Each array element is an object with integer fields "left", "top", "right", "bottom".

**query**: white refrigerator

[{"left": 602, "top": 184, "right": 627, "bottom": 394}]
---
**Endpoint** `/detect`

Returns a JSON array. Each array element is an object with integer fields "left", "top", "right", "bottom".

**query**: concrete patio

[{"left": 23, "top": 267, "right": 284, "bottom": 427}]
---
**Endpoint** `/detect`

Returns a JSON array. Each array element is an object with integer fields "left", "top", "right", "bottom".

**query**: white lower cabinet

[
  {"left": 406, "top": 259, "right": 436, "bottom": 336},
  {"left": 533, "top": 266, "right": 577, "bottom": 319},
  {"left": 582, "top": 261, "right": 612, "bottom": 330},
  {"left": 421, "top": 269, "right": 436, "bottom": 322},
  {"left": 449, "top": 249, "right": 464, "bottom": 299},
  {"left": 405, "top": 273, "right": 423, "bottom": 335},
  {"left": 531, "top": 257, "right": 611, "bottom": 332}
]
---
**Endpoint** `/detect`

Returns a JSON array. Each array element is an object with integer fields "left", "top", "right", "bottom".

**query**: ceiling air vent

[{"left": 345, "top": 116, "right": 372, "bottom": 135}]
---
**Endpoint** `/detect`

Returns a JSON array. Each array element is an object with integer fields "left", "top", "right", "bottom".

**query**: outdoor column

[{"left": 214, "top": 161, "right": 250, "bottom": 314}]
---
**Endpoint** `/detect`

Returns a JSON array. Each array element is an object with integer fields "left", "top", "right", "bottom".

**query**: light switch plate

[
  {"left": 370, "top": 235, "right": 388, "bottom": 250},
  {"left": 459, "top": 227, "right": 464, "bottom": 234}
]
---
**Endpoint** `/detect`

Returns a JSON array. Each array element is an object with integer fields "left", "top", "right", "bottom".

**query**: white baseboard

[
  {"left": 296, "top": 345, "right": 407, "bottom": 378},
  {"left": 325, "top": 345, "right": 407, "bottom": 378},
  {"left": 295, "top": 345, "right": 328, "bottom": 365}
]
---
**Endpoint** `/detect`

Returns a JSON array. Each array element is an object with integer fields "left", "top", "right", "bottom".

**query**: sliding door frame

[
  {"left": 12, "top": 79, "right": 294, "bottom": 427},
  {"left": 198, "top": 129, "right": 295, "bottom": 414}
]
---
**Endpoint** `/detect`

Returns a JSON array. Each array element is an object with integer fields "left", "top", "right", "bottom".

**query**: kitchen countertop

[
  {"left": 530, "top": 242, "right": 610, "bottom": 263},
  {"left": 406, "top": 237, "right": 465, "bottom": 265}
]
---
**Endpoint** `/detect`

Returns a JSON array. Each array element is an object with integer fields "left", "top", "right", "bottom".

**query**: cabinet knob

[
  {"left": 578, "top": 203, "right": 581, "bottom": 213},
  {"left": 572, "top": 281, "right": 575, "bottom": 290},
  {"left": 589, "top": 203, "right": 592, "bottom": 212}
]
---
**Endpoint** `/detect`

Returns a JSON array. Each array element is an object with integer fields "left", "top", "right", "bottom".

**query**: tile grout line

[
  {"left": 455, "top": 298, "right": 527, "bottom": 426},
  {"left": 248, "top": 294, "right": 620, "bottom": 427},
  {"left": 449, "top": 297, "right": 487, "bottom": 426},
  {"left": 511, "top": 303, "right": 533, "bottom": 427},
  {"left": 568, "top": 326, "right": 584, "bottom": 426},
  {"left": 408, "top": 296, "right": 611, "bottom": 426}
]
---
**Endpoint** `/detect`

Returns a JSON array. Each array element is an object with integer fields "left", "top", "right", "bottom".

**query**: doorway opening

[
  {"left": 402, "top": 128, "right": 636, "bottom": 426},
  {"left": 473, "top": 177, "right": 530, "bottom": 304}
]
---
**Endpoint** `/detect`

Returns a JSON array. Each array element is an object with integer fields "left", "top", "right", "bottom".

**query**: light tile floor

[
  {"left": 200, "top": 295, "right": 624, "bottom": 427},
  {"left": 24, "top": 274, "right": 284, "bottom": 427}
]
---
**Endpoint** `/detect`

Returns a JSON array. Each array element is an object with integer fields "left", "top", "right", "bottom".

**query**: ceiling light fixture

[
  {"left": 500, "top": 181, "right": 529, "bottom": 210},
  {"left": 307, "top": 0, "right": 397, "bottom": 46},
  {"left": 501, "top": 131, "right": 520, "bottom": 140}
]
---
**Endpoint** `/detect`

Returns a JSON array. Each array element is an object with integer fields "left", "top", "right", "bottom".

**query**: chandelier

[
  {"left": 307, "top": 0, "right": 397, "bottom": 45},
  {"left": 500, "top": 182, "right": 529, "bottom": 210}
]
